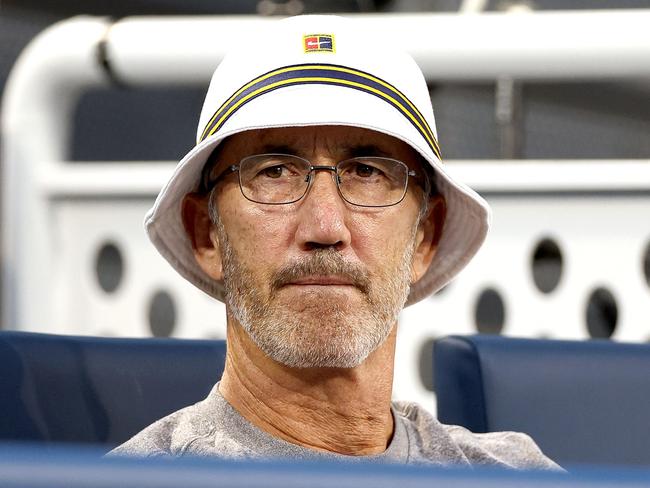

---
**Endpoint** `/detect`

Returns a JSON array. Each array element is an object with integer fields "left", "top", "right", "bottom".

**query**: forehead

[{"left": 212, "top": 125, "right": 425, "bottom": 170}]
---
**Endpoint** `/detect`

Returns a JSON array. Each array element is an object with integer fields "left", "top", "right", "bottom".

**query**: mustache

[{"left": 271, "top": 249, "right": 370, "bottom": 294}]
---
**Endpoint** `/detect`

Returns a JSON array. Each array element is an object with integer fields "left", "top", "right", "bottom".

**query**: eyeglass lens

[{"left": 238, "top": 154, "right": 409, "bottom": 207}]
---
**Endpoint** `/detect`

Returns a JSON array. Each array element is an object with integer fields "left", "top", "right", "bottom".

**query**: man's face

[{"left": 206, "top": 125, "right": 433, "bottom": 368}]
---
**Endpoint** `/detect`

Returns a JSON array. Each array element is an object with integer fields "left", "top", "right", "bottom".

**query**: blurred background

[{"left": 2, "top": 0, "right": 650, "bottom": 410}]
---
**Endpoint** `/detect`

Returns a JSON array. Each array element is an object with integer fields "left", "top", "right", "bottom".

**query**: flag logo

[{"left": 303, "top": 34, "right": 335, "bottom": 53}]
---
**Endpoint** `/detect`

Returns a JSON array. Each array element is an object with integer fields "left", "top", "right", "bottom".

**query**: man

[{"left": 110, "top": 15, "right": 559, "bottom": 469}]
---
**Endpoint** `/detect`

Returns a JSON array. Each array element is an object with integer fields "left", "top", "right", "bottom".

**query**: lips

[
  {"left": 270, "top": 250, "right": 371, "bottom": 295},
  {"left": 287, "top": 275, "right": 355, "bottom": 286}
]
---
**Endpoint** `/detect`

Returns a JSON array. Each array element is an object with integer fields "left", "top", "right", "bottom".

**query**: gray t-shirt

[{"left": 108, "top": 384, "right": 560, "bottom": 470}]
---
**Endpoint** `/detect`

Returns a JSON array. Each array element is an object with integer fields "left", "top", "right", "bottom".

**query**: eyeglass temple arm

[{"left": 201, "top": 164, "right": 239, "bottom": 193}]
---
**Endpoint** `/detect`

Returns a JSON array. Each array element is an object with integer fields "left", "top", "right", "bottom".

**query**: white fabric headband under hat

[{"left": 145, "top": 14, "right": 491, "bottom": 306}]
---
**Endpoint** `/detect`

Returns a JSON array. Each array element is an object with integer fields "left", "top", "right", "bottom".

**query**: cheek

[
  {"left": 223, "top": 204, "right": 296, "bottom": 266},
  {"left": 219, "top": 188, "right": 420, "bottom": 274},
  {"left": 347, "top": 211, "right": 417, "bottom": 270}
]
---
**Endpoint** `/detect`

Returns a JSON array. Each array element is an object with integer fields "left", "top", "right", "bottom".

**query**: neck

[{"left": 218, "top": 317, "right": 397, "bottom": 456}]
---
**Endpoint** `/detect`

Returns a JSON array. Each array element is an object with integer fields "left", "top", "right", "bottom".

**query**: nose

[{"left": 294, "top": 168, "right": 352, "bottom": 251}]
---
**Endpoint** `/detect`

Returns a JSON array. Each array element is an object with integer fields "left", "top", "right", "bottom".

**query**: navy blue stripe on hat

[{"left": 199, "top": 63, "right": 441, "bottom": 160}]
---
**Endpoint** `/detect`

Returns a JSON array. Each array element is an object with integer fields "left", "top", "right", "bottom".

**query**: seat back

[
  {"left": 0, "top": 331, "right": 226, "bottom": 448},
  {"left": 434, "top": 335, "right": 650, "bottom": 466}
]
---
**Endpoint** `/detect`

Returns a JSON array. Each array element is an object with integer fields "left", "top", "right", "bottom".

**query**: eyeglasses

[{"left": 203, "top": 153, "right": 421, "bottom": 207}]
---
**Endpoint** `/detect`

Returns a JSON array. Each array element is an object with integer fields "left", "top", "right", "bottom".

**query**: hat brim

[{"left": 145, "top": 84, "right": 490, "bottom": 306}]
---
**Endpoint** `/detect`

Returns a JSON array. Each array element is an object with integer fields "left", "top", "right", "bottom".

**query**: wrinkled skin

[{"left": 182, "top": 125, "right": 445, "bottom": 455}]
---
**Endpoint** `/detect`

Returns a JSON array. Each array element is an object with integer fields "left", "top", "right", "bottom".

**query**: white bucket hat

[{"left": 145, "top": 14, "right": 491, "bottom": 306}]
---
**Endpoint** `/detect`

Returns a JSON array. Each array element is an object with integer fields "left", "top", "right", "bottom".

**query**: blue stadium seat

[
  {"left": 0, "top": 331, "right": 226, "bottom": 448},
  {"left": 434, "top": 335, "right": 650, "bottom": 467},
  {"left": 2, "top": 443, "right": 631, "bottom": 488}
]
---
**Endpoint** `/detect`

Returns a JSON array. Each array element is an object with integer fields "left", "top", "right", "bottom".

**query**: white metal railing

[
  {"left": 3, "top": 12, "right": 650, "bottom": 408},
  {"left": 5, "top": 11, "right": 650, "bottom": 331}
]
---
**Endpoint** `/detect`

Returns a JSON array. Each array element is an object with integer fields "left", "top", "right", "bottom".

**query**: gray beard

[{"left": 212, "top": 213, "right": 416, "bottom": 368}]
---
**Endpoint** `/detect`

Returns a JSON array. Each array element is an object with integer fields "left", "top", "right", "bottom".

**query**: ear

[
  {"left": 181, "top": 192, "right": 224, "bottom": 282},
  {"left": 411, "top": 194, "right": 446, "bottom": 283}
]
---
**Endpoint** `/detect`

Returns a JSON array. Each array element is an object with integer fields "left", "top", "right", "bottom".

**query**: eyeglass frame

[{"left": 199, "top": 152, "right": 431, "bottom": 208}]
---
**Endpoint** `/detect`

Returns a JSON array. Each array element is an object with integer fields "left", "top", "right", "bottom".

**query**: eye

[
  {"left": 354, "top": 163, "right": 379, "bottom": 178},
  {"left": 341, "top": 160, "right": 388, "bottom": 180},
  {"left": 262, "top": 165, "right": 285, "bottom": 179}
]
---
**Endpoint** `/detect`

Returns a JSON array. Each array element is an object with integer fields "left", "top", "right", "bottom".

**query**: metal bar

[
  {"left": 446, "top": 161, "right": 650, "bottom": 191},
  {"left": 1, "top": 17, "right": 110, "bottom": 329},
  {"left": 106, "top": 11, "right": 650, "bottom": 84}
]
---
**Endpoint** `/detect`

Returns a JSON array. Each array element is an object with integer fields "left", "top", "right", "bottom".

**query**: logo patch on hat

[{"left": 303, "top": 34, "right": 335, "bottom": 53}]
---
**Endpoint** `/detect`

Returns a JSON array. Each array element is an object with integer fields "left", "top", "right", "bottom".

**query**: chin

[
  {"left": 250, "top": 314, "right": 392, "bottom": 369},
  {"left": 265, "top": 344, "right": 372, "bottom": 369}
]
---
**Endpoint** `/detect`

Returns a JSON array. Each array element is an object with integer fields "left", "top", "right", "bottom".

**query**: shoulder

[
  {"left": 443, "top": 423, "right": 563, "bottom": 471},
  {"left": 392, "top": 402, "right": 562, "bottom": 471},
  {"left": 106, "top": 396, "right": 217, "bottom": 458}
]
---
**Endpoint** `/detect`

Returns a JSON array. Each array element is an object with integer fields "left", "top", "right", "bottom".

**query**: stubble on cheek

[{"left": 213, "top": 204, "right": 419, "bottom": 368}]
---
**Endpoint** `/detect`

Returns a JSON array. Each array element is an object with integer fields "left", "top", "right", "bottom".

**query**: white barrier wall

[
  {"left": 35, "top": 161, "right": 650, "bottom": 409},
  {"left": 3, "top": 14, "right": 650, "bottom": 409},
  {"left": 396, "top": 162, "right": 650, "bottom": 407}
]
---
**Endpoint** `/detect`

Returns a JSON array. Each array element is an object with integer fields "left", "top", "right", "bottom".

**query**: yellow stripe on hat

[{"left": 200, "top": 64, "right": 441, "bottom": 160}]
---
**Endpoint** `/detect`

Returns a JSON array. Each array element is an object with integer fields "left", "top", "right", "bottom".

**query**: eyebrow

[
  {"left": 346, "top": 144, "right": 391, "bottom": 158},
  {"left": 259, "top": 143, "right": 392, "bottom": 159},
  {"left": 260, "top": 144, "right": 295, "bottom": 154}
]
